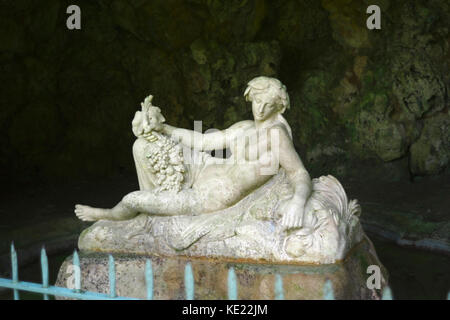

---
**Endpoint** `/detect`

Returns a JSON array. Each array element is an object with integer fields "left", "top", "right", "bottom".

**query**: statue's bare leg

[
  {"left": 75, "top": 201, "right": 136, "bottom": 222},
  {"left": 75, "top": 189, "right": 204, "bottom": 222}
]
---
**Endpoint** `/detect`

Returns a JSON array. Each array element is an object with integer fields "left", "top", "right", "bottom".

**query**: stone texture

[
  {"left": 56, "top": 237, "right": 388, "bottom": 300},
  {"left": 409, "top": 113, "right": 450, "bottom": 175}
]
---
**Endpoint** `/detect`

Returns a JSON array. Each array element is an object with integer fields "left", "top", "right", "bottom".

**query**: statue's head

[
  {"left": 146, "top": 106, "right": 166, "bottom": 132},
  {"left": 244, "top": 76, "right": 290, "bottom": 122}
]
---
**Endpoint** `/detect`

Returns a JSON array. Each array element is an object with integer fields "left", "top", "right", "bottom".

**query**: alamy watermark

[
  {"left": 169, "top": 120, "right": 281, "bottom": 176},
  {"left": 66, "top": 5, "right": 81, "bottom": 30},
  {"left": 66, "top": 4, "right": 380, "bottom": 31},
  {"left": 366, "top": 5, "right": 381, "bottom": 30},
  {"left": 366, "top": 265, "right": 381, "bottom": 289}
]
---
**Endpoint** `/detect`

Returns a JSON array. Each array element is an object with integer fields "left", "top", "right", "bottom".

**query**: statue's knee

[{"left": 122, "top": 191, "right": 141, "bottom": 207}]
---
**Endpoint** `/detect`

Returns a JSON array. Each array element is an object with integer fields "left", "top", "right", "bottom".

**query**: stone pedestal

[{"left": 56, "top": 237, "right": 388, "bottom": 300}]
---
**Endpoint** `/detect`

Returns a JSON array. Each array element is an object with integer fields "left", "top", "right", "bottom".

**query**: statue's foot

[{"left": 75, "top": 204, "right": 105, "bottom": 221}]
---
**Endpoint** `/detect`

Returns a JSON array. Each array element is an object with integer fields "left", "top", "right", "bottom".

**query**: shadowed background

[
  {"left": 0, "top": 0, "right": 448, "bottom": 299},
  {"left": 0, "top": 0, "right": 448, "bottom": 183}
]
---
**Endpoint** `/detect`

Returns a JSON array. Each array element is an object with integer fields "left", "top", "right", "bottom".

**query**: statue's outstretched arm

[{"left": 162, "top": 120, "right": 253, "bottom": 151}]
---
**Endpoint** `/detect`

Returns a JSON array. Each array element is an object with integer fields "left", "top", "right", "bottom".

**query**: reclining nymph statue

[{"left": 74, "top": 76, "right": 364, "bottom": 264}]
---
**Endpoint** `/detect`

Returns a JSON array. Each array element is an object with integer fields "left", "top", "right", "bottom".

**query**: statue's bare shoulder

[{"left": 268, "top": 122, "right": 290, "bottom": 138}]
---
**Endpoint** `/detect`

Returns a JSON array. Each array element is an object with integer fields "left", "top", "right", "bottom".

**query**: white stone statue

[{"left": 75, "top": 76, "right": 364, "bottom": 264}]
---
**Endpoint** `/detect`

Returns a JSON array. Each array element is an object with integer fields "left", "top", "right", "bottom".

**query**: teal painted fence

[
  {"left": 0, "top": 243, "right": 139, "bottom": 300},
  {"left": 1, "top": 242, "right": 441, "bottom": 300}
]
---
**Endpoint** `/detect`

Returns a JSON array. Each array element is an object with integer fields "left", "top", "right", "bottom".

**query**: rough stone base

[{"left": 56, "top": 237, "right": 388, "bottom": 300}]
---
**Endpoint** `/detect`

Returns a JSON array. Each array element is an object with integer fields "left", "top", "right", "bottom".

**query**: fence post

[
  {"left": 73, "top": 250, "right": 81, "bottom": 293},
  {"left": 10, "top": 242, "right": 19, "bottom": 300},
  {"left": 145, "top": 259, "right": 153, "bottom": 300},
  {"left": 323, "top": 279, "right": 335, "bottom": 300},
  {"left": 108, "top": 255, "right": 116, "bottom": 298},
  {"left": 184, "top": 262, "right": 194, "bottom": 300},
  {"left": 40, "top": 247, "right": 49, "bottom": 300},
  {"left": 274, "top": 274, "right": 284, "bottom": 300},
  {"left": 227, "top": 267, "right": 237, "bottom": 300},
  {"left": 382, "top": 286, "right": 393, "bottom": 300}
]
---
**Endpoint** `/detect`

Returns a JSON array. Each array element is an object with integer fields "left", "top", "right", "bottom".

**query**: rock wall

[{"left": 0, "top": 0, "right": 448, "bottom": 183}]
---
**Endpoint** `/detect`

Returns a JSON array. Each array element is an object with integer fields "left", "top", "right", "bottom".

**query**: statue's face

[
  {"left": 147, "top": 108, "right": 165, "bottom": 131},
  {"left": 251, "top": 91, "right": 280, "bottom": 121}
]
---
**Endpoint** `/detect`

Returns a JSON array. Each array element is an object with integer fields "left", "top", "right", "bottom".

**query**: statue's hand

[
  {"left": 132, "top": 111, "right": 144, "bottom": 137},
  {"left": 280, "top": 199, "right": 305, "bottom": 230}
]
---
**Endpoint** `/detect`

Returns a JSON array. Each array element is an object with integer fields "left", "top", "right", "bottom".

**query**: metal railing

[
  {"left": 0, "top": 243, "right": 139, "bottom": 300},
  {"left": 0, "top": 242, "right": 403, "bottom": 300}
]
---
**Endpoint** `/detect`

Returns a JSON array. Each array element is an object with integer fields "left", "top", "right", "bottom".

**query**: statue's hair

[
  {"left": 244, "top": 76, "right": 292, "bottom": 139},
  {"left": 244, "top": 76, "right": 290, "bottom": 113}
]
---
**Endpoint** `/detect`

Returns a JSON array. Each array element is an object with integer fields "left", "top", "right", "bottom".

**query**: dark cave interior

[{"left": 0, "top": 0, "right": 448, "bottom": 299}]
